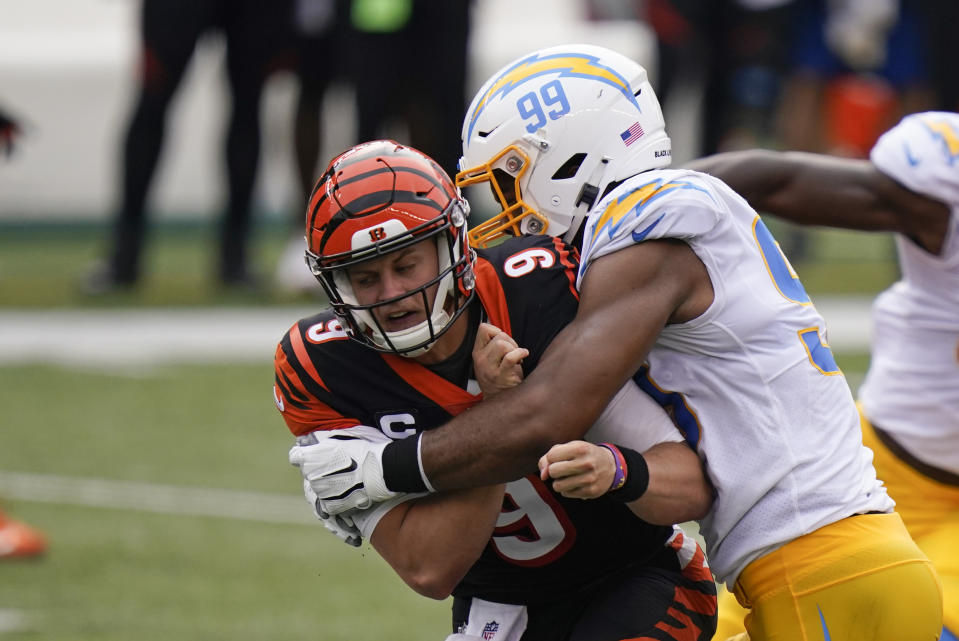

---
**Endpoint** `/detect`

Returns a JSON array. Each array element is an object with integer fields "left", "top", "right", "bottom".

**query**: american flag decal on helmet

[{"left": 620, "top": 122, "right": 644, "bottom": 146}]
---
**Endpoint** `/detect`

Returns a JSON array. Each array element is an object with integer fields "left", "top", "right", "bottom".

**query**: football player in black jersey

[{"left": 275, "top": 141, "right": 716, "bottom": 640}]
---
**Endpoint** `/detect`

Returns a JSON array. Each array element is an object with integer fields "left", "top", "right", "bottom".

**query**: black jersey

[{"left": 273, "top": 234, "right": 673, "bottom": 605}]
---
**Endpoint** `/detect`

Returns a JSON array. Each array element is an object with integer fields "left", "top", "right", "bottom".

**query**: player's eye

[{"left": 349, "top": 272, "right": 377, "bottom": 289}]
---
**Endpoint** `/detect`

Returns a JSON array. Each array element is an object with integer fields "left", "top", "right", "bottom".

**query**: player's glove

[
  {"left": 302, "top": 478, "right": 362, "bottom": 547},
  {"left": 289, "top": 426, "right": 400, "bottom": 515}
]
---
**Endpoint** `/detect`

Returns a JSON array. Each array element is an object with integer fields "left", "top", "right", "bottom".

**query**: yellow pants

[
  {"left": 860, "top": 409, "right": 959, "bottom": 638},
  {"left": 711, "top": 512, "right": 941, "bottom": 640}
]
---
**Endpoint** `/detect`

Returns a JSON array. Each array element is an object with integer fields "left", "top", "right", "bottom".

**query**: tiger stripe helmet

[{"left": 305, "top": 140, "right": 475, "bottom": 356}]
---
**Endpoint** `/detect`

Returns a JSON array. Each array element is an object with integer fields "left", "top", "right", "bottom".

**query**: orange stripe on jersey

[
  {"left": 274, "top": 343, "right": 306, "bottom": 397},
  {"left": 381, "top": 354, "right": 480, "bottom": 416},
  {"left": 675, "top": 586, "right": 717, "bottom": 617},
  {"left": 622, "top": 604, "right": 708, "bottom": 641},
  {"left": 550, "top": 235, "right": 580, "bottom": 301},
  {"left": 289, "top": 322, "right": 330, "bottom": 392},
  {"left": 473, "top": 255, "right": 512, "bottom": 333}
]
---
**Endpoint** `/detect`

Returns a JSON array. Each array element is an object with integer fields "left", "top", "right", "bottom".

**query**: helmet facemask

[
  {"left": 307, "top": 198, "right": 475, "bottom": 357},
  {"left": 457, "top": 144, "right": 550, "bottom": 247}
]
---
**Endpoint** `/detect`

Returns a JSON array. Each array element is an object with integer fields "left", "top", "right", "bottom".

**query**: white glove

[
  {"left": 302, "top": 478, "right": 362, "bottom": 547},
  {"left": 289, "top": 426, "right": 400, "bottom": 515}
]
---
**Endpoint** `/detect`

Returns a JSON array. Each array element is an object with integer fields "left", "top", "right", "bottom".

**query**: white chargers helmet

[{"left": 457, "top": 43, "right": 671, "bottom": 247}]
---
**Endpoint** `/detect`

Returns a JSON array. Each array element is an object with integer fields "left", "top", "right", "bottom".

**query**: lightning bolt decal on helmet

[{"left": 457, "top": 44, "right": 672, "bottom": 247}]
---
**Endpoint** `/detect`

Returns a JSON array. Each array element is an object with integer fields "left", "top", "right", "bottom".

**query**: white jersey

[
  {"left": 578, "top": 168, "right": 894, "bottom": 585},
  {"left": 861, "top": 111, "right": 959, "bottom": 476}
]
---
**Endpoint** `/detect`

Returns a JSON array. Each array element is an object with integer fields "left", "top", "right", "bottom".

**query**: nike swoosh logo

[
  {"left": 818, "top": 606, "right": 832, "bottom": 641},
  {"left": 904, "top": 143, "right": 921, "bottom": 167},
  {"left": 631, "top": 213, "right": 665, "bottom": 242},
  {"left": 326, "top": 483, "right": 364, "bottom": 501},
  {"left": 322, "top": 459, "right": 358, "bottom": 477}
]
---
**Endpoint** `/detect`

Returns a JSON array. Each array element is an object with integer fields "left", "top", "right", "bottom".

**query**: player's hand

[
  {"left": 472, "top": 322, "right": 529, "bottom": 397},
  {"left": 289, "top": 426, "right": 400, "bottom": 515},
  {"left": 538, "top": 441, "right": 615, "bottom": 499},
  {"left": 302, "top": 478, "right": 362, "bottom": 547}
]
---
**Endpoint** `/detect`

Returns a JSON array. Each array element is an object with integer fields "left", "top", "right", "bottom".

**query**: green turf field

[
  {"left": 0, "top": 364, "right": 451, "bottom": 641},
  {"left": 0, "top": 218, "right": 898, "bottom": 308},
  {"left": 0, "top": 356, "right": 874, "bottom": 641}
]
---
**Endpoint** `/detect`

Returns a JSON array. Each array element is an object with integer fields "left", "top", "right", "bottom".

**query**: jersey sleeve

[
  {"left": 350, "top": 493, "right": 426, "bottom": 540},
  {"left": 870, "top": 111, "right": 959, "bottom": 206},
  {"left": 477, "top": 235, "right": 582, "bottom": 371},
  {"left": 273, "top": 325, "right": 361, "bottom": 436},
  {"left": 579, "top": 170, "right": 725, "bottom": 280},
  {"left": 584, "top": 380, "right": 685, "bottom": 452}
]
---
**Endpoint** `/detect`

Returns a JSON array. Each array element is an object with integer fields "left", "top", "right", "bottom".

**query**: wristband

[
  {"left": 597, "top": 443, "right": 627, "bottom": 491},
  {"left": 382, "top": 433, "right": 432, "bottom": 493},
  {"left": 603, "top": 444, "right": 649, "bottom": 502}
]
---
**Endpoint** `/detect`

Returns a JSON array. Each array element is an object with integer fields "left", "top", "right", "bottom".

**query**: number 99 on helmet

[
  {"left": 305, "top": 140, "right": 475, "bottom": 357},
  {"left": 457, "top": 43, "right": 671, "bottom": 247}
]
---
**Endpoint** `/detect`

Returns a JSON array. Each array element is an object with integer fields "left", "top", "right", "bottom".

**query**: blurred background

[{"left": 0, "top": 0, "right": 953, "bottom": 639}]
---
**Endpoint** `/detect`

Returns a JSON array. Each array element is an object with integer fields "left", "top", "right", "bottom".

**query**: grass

[
  {"left": 0, "top": 352, "right": 874, "bottom": 640},
  {"left": 0, "top": 220, "right": 316, "bottom": 309},
  {"left": 0, "top": 218, "right": 899, "bottom": 308},
  {"left": 0, "top": 364, "right": 451, "bottom": 641}
]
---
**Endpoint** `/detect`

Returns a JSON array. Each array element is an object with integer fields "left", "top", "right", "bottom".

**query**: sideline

[{"left": 0, "top": 297, "right": 874, "bottom": 366}]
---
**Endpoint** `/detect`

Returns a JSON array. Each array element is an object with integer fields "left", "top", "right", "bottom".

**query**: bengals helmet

[
  {"left": 305, "top": 140, "right": 475, "bottom": 356},
  {"left": 458, "top": 43, "right": 671, "bottom": 247}
]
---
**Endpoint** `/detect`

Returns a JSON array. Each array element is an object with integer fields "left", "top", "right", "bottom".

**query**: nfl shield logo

[{"left": 482, "top": 621, "right": 499, "bottom": 640}]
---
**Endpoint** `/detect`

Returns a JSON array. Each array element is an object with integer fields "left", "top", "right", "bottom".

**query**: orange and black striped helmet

[{"left": 304, "top": 140, "right": 475, "bottom": 356}]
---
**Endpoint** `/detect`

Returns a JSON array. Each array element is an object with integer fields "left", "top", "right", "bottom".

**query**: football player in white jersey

[
  {"left": 685, "top": 110, "right": 959, "bottom": 641},
  {"left": 294, "top": 45, "right": 943, "bottom": 639}
]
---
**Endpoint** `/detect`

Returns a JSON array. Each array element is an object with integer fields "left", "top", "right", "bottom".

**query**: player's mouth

[{"left": 379, "top": 307, "right": 425, "bottom": 332}]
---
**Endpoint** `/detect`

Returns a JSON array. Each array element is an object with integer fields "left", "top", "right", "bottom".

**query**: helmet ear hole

[{"left": 552, "top": 153, "right": 587, "bottom": 180}]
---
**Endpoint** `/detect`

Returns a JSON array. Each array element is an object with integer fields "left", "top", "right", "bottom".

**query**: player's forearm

[
  {"left": 424, "top": 371, "right": 603, "bottom": 488},
  {"left": 690, "top": 150, "right": 894, "bottom": 231},
  {"left": 627, "top": 441, "right": 713, "bottom": 525},
  {"left": 371, "top": 485, "right": 505, "bottom": 599}
]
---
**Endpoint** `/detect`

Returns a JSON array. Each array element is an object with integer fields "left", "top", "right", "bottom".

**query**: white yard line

[
  {"left": 0, "top": 471, "right": 312, "bottom": 525},
  {"left": 0, "top": 610, "right": 30, "bottom": 634},
  {"left": 0, "top": 307, "right": 316, "bottom": 366}
]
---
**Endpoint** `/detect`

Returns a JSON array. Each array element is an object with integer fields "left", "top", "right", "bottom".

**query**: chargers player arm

[
  {"left": 473, "top": 321, "right": 713, "bottom": 524},
  {"left": 401, "top": 237, "right": 712, "bottom": 490},
  {"left": 375, "top": 232, "right": 713, "bottom": 495},
  {"left": 686, "top": 148, "right": 950, "bottom": 254}
]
